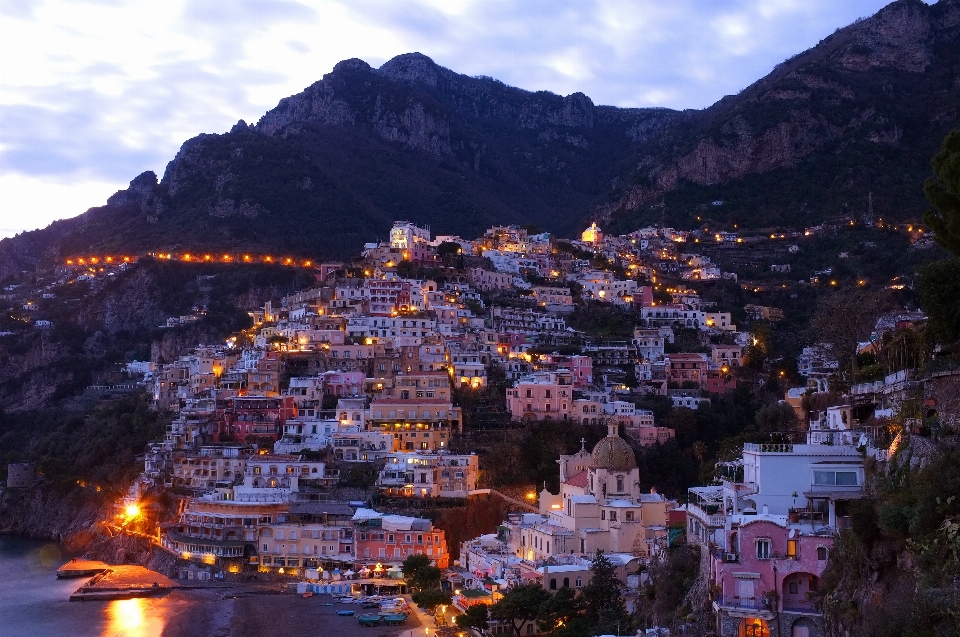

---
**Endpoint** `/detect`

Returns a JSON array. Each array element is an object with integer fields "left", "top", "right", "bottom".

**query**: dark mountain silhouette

[{"left": 2, "top": 0, "right": 958, "bottom": 275}]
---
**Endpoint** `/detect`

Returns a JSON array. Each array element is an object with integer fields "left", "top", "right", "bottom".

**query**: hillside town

[{"left": 10, "top": 218, "right": 929, "bottom": 637}]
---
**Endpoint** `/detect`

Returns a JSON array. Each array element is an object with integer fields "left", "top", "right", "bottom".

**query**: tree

[
  {"left": 456, "top": 604, "right": 491, "bottom": 631},
  {"left": 411, "top": 588, "right": 452, "bottom": 611},
  {"left": 438, "top": 241, "right": 462, "bottom": 256},
  {"left": 402, "top": 554, "right": 441, "bottom": 591},
  {"left": 917, "top": 259, "right": 960, "bottom": 345},
  {"left": 923, "top": 129, "right": 960, "bottom": 256},
  {"left": 810, "top": 289, "right": 895, "bottom": 382},
  {"left": 580, "top": 550, "right": 630, "bottom": 635},
  {"left": 537, "top": 586, "right": 588, "bottom": 637},
  {"left": 490, "top": 583, "right": 551, "bottom": 637}
]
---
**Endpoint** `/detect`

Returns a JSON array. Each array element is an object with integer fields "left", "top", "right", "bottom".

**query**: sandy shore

[{"left": 160, "top": 587, "right": 424, "bottom": 637}]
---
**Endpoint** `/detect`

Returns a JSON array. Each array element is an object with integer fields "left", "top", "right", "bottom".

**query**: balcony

[
  {"left": 714, "top": 596, "right": 775, "bottom": 619},
  {"left": 687, "top": 502, "right": 727, "bottom": 528}
]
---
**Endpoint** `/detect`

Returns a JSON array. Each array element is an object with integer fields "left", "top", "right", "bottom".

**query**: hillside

[{"left": 1, "top": 0, "right": 959, "bottom": 275}]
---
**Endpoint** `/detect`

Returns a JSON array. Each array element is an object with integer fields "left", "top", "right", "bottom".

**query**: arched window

[
  {"left": 549, "top": 578, "right": 557, "bottom": 590},
  {"left": 563, "top": 577, "right": 569, "bottom": 588}
]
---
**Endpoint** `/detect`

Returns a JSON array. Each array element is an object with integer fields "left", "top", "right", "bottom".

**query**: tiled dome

[{"left": 591, "top": 426, "right": 637, "bottom": 471}]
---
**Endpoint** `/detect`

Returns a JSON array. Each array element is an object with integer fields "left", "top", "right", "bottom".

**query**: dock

[
  {"left": 68, "top": 564, "right": 180, "bottom": 601},
  {"left": 57, "top": 559, "right": 110, "bottom": 579}
]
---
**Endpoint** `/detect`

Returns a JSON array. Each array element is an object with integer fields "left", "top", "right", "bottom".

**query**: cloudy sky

[{"left": 0, "top": 0, "right": 909, "bottom": 238}]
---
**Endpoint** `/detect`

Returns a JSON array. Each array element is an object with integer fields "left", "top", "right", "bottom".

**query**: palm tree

[{"left": 692, "top": 440, "right": 707, "bottom": 464}]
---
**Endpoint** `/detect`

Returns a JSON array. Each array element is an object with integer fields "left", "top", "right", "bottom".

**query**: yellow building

[{"left": 581, "top": 222, "right": 603, "bottom": 245}]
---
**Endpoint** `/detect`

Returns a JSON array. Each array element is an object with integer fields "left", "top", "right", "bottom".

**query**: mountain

[{"left": 1, "top": 0, "right": 959, "bottom": 275}]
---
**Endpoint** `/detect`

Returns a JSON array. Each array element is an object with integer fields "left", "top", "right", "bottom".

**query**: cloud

[{"left": 0, "top": 0, "right": 903, "bottom": 238}]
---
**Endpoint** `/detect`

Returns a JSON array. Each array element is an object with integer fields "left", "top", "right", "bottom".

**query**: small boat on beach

[
  {"left": 336, "top": 610, "right": 355, "bottom": 616},
  {"left": 357, "top": 614, "right": 382, "bottom": 626},
  {"left": 382, "top": 614, "right": 407, "bottom": 626}
]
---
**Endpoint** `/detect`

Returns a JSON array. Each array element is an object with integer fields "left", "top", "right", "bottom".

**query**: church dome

[{"left": 591, "top": 423, "right": 637, "bottom": 471}]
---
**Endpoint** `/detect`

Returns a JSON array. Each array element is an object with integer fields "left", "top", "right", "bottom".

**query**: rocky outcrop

[{"left": 0, "top": 487, "right": 104, "bottom": 551}]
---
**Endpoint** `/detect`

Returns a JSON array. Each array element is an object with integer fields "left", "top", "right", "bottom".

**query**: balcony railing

[
  {"left": 743, "top": 442, "right": 794, "bottom": 453},
  {"left": 687, "top": 502, "right": 727, "bottom": 528},
  {"left": 716, "top": 595, "right": 768, "bottom": 611}
]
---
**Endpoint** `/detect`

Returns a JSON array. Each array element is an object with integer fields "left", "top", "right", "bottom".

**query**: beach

[{"left": 160, "top": 586, "right": 425, "bottom": 637}]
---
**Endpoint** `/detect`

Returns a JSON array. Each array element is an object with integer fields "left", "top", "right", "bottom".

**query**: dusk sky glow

[{"left": 0, "top": 0, "right": 922, "bottom": 238}]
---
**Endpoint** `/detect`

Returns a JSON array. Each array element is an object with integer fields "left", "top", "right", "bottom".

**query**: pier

[{"left": 63, "top": 563, "right": 179, "bottom": 601}]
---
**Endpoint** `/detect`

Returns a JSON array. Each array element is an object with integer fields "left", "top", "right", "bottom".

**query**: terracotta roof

[{"left": 563, "top": 470, "right": 588, "bottom": 488}]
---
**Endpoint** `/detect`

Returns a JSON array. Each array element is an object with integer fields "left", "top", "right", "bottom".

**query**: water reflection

[{"left": 104, "top": 598, "right": 164, "bottom": 637}]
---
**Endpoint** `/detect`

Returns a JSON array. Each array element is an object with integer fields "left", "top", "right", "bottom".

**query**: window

[
  {"left": 787, "top": 539, "right": 798, "bottom": 558},
  {"left": 813, "top": 471, "right": 858, "bottom": 486},
  {"left": 789, "top": 581, "right": 799, "bottom": 594},
  {"left": 549, "top": 578, "right": 557, "bottom": 590},
  {"left": 610, "top": 511, "right": 617, "bottom": 522},
  {"left": 575, "top": 577, "right": 582, "bottom": 587},
  {"left": 626, "top": 510, "right": 634, "bottom": 522},
  {"left": 563, "top": 577, "right": 569, "bottom": 588},
  {"left": 601, "top": 510, "right": 606, "bottom": 520},
  {"left": 616, "top": 476, "right": 624, "bottom": 492},
  {"left": 817, "top": 546, "right": 828, "bottom": 561},
  {"left": 756, "top": 538, "right": 771, "bottom": 559}
]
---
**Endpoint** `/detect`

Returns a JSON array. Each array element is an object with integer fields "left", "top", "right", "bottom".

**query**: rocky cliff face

[
  {"left": 1, "top": 0, "right": 958, "bottom": 272},
  {"left": 601, "top": 0, "right": 960, "bottom": 229}
]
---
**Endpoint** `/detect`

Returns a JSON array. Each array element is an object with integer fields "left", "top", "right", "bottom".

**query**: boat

[
  {"left": 361, "top": 601, "right": 379, "bottom": 609},
  {"left": 336, "top": 610, "right": 355, "bottom": 616},
  {"left": 382, "top": 613, "right": 407, "bottom": 625},
  {"left": 357, "top": 614, "right": 382, "bottom": 626}
]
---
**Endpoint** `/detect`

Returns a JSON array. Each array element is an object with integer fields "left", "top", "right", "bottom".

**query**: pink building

[
  {"left": 353, "top": 509, "right": 449, "bottom": 569},
  {"left": 505, "top": 372, "right": 573, "bottom": 421},
  {"left": 711, "top": 516, "right": 832, "bottom": 637},
  {"left": 539, "top": 354, "right": 593, "bottom": 388},
  {"left": 627, "top": 425, "right": 675, "bottom": 446},
  {"left": 666, "top": 353, "right": 709, "bottom": 388},
  {"left": 467, "top": 268, "right": 513, "bottom": 292},
  {"left": 320, "top": 370, "right": 365, "bottom": 396}
]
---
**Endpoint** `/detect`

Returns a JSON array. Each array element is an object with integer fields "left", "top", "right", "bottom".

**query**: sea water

[{"left": 0, "top": 536, "right": 176, "bottom": 637}]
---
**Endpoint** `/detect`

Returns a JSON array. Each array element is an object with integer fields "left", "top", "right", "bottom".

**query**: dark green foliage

[
  {"left": 490, "top": 583, "right": 551, "bottom": 637},
  {"left": 0, "top": 394, "right": 166, "bottom": 492},
  {"left": 821, "top": 445, "right": 960, "bottom": 637},
  {"left": 566, "top": 303, "right": 638, "bottom": 338},
  {"left": 411, "top": 588, "right": 451, "bottom": 610},
  {"left": 916, "top": 259, "right": 960, "bottom": 344},
  {"left": 923, "top": 129, "right": 960, "bottom": 256},
  {"left": 479, "top": 420, "right": 606, "bottom": 492},
  {"left": 456, "top": 603, "right": 491, "bottom": 631},
  {"left": 580, "top": 550, "right": 630, "bottom": 635},
  {"left": 635, "top": 544, "right": 701, "bottom": 628},
  {"left": 536, "top": 586, "right": 587, "bottom": 637},
  {"left": 402, "top": 553, "right": 441, "bottom": 590}
]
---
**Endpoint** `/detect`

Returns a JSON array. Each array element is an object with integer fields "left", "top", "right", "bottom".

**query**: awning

[{"left": 803, "top": 491, "right": 862, "bottom": 500}]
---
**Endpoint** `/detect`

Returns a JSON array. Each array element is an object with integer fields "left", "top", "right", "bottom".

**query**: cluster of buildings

[
  {"left": 103, "top": 219, "right": 936, "bottom": 636},
  {"left": 685, "top": 312, "right": 938, "bottom": 637},
  {"left": 450, "top": 424, "right": 684, "bottom": 628}
]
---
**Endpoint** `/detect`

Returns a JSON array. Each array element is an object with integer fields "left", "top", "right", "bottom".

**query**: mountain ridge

[{"left": 1, "top": 0, "right": 958, "bottom": 277}]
